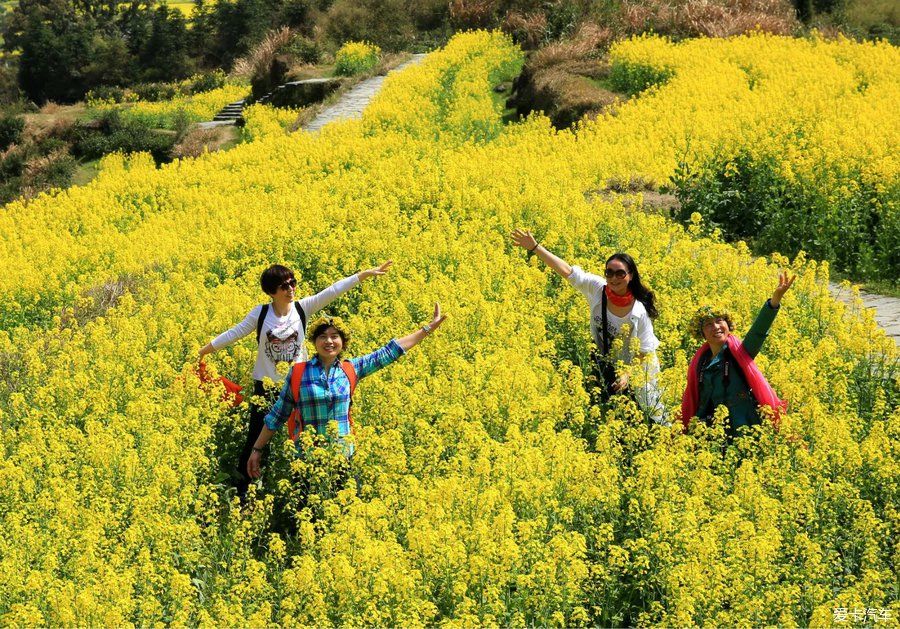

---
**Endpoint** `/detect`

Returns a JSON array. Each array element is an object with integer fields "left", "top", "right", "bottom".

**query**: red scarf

[
  {"left": 681, "top": 334, "right": 784, "bottom": 431},
  {"left": 605, "top": 285, "right": 634, "bottom": 308}
]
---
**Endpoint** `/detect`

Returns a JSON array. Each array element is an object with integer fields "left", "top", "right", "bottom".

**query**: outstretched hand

[
  {"left": 360, "top": 260, "right": 393, "bottom": 281},
  {"left": 428, "top": 302, "right": 447, "bottom": 333},
  {"left": 511, "top": 228, "right": 538, "bottom": 251},
  {"left": 771, "top": 271, "right": 796, "bottom": 307}
]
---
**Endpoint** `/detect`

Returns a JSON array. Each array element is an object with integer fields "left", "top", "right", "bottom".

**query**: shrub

[
  {"left": 184, "top": 70, "right": 228, "bottom": 95},
  {"left": 334, "top": 40, "right": 381, "bottom": 76},
  {"left": 0, "top": 113, "right": 24, "bottom": 150},
  {"left": 131, "top": 82, "right": 181, "bottom": 102},
  {"left": 608, "top": 59, "right": 675, "bottom": 95},
  {"left": 70, "top": 111, "right": 178, "bottom": 164},
  {"left": 284, "top": 34, "right": 322, "bottom": 64}
]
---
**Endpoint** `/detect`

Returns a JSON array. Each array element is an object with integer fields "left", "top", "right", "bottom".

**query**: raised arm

[
  {"left": 198, "top": 306, "right": 261, "bottom": 363},
  {"left": 769, "top": 271, "right": 795, "bottom": 307},
  {"left": 511, "top": 229, "right": 573, "bottom": 278},
  {"left": 743, "top": 271, "right": 796, "bottom": 358},
  {"left": 299, "top": 260, "right": 393, "bottom": 318},
  {"left": 396, "top": 303, "right": 447, "bottom": 353}
]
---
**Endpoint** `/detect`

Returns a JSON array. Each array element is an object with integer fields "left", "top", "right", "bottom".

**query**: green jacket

[{"left": 698, "top": 300, "right": 779, "bottom": 437}]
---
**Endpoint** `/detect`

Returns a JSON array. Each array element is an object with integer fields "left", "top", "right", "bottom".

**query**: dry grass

[
  {"left": 529, "top": 23, "right": 614, "bottom": 70},
  {"left": 620, "top": 0, "right": 798, "bottom": 36},
  {"left": 510, "top": 23, "right": 619, "bottom": 128},
  {"left": 503, "top": 12, "right": 548, "bottom": 50},
  {"left": 230, "top": 27, "right": 296, "bottom": 81},
  {"left": 449, "top": 0, "right": 497, "bottom": 29},
  {"left": 172, "top": 125, "right": 240, "bottom": 159}
]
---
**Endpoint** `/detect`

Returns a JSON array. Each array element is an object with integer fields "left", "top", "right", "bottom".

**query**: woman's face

[
  {"left": 604, "top": 258, "right": 632, "bottom": 294},
  {"left": 315, "top": 326, "right": 344, "bottom": 360},
  {"left": 273, "top": 277, "right": 296, "bottom": 305},
  {"left": 701, "top": 317, "right": 731, "bottom": 345}
]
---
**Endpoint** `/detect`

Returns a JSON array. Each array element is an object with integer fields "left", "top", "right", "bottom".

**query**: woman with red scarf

[
  {"left": 511, "top": 228, "right": 666, "bottom": 424},
  {"left": 681, "top": 272, "right": 795, "bottom": 438}
]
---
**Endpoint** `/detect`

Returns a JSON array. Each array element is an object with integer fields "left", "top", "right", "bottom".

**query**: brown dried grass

[
  {"left": 529, "top": 22, "right": 614, "bottom": 71},
  {"left": 172, "top": 126, "right": 238, "bottom": 159},
  {"left": 620, "top": 0, "right": 798, "bottom": 36},
  {"left": 230, "top": 27, "right": 295, "bottom": 80},
  {"left": 503, "top": 12, "right": 548, "bottom": 49},
  {"left": 449, "top": 0, "right": 498, "bottom": 29}
]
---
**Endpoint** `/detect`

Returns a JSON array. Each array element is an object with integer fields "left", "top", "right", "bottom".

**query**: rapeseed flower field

[{"left": 0, "top": 31, "right": 897, "bottom": 626}]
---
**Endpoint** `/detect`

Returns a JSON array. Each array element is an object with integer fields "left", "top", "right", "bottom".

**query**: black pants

[
  {"left": 236, "top": 380, "right": 277, "bottom": 497},
  {"left": 591, "top": 349, "right": 632, "bottom": 403}
]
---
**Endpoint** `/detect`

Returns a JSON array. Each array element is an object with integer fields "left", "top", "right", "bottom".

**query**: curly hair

[{"left": 689, "top": 305, "right": 736, "bottom": 340}]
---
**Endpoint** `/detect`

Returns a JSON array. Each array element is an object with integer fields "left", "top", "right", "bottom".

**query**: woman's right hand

[
  {"left": 771, "top": 271, "right": 796, "bottom": 307},
  {"left": 247, "top": 450, "right": 263, "bottom": 479},
  {"left": 511, "top": 228, "right": 538, "bottom": 251}
]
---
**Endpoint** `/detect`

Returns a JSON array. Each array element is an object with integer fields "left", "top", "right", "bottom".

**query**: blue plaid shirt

[{"left": 264, "top": 339, "right": 405, "bottom": 451}]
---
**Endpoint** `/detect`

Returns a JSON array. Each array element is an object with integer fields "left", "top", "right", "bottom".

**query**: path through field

[
  {"left": 300, "top": 51, "right": 900, "bottom": 348},
  {"left": 302, "top": 54, "right": 427, "bottom": 132},
  {"left": 829, "top": 283, "right": 900, "bottom": 346}
]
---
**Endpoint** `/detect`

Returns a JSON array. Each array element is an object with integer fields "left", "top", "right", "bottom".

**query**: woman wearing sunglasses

[
  {"left": 511, "top": 229, "right": 666, "bottom": 424},
  {"left": 198, "top": 261, "right": 392, "bottom": 496}
]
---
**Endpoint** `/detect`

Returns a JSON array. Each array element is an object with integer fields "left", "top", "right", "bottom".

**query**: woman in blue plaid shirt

[{"left": 247, "top": 303, "right": 447, "bottom": 476}]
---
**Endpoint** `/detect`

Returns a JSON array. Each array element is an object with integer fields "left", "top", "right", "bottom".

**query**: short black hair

[{"left": 260, "top": 264, "right": 294, "bottom": 295}]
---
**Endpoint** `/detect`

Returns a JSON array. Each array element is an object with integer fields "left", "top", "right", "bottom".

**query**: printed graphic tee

[{"left": 210, "top": 274, "right": 360, "bottom": 382}]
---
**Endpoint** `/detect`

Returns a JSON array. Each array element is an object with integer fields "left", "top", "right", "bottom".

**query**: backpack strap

[
  {"left": 339, "top": 360, "right": 359, "bottom": 433},
  {"left": 295, "top": 301, "right": 306, "bottom": 330},
  {"left": 256, "top": 303, "right": 269, "bottom": 344},
  {"left": 286, "top": 362, "right": 308, "bottom": 441},
  {"left": 600, "top": 289, "right": 610, "bottom": 356},
  {"left": 258, "top": 303, "right": 306, "bottom": 344}
]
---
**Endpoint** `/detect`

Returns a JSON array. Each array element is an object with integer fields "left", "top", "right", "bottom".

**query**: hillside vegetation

[{"left": 0, "top": 31, "right": 897, "bottom": 626}]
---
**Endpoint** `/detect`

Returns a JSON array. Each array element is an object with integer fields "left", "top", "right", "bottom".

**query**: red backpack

[{"left": 286, "top": 360, "right": 359, "bottom": 441}]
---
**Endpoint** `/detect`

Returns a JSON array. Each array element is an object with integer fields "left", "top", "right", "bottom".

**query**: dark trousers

[
  {"left": 236, "top": 380, "right": 277, "bottom": 497},
  {"left": 591, "top": 349, "right": 632, "bottom": 403}
]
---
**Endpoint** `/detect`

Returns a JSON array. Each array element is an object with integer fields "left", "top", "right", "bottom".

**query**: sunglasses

[
  {"left": 604, "top": 268, "right": 628, "bottom": 279},
  {"left": 278, "top": 278, "right": 297, "bottom": 291}
]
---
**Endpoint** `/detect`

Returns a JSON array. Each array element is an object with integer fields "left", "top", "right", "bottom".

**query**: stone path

[
  {"left": 303, "top": 54, "right": 427, "bottom": 132},
  {"left": 829, "top": 283, "right": 900, "bottom": 347}
]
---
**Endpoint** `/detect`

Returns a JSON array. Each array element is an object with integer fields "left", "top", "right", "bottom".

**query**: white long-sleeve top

[
  {"left": 566, "top": 265, "right": 660, "bottom": 361},
  {"left": 567, "top": 265, "right": 667, "bottom": 425},
  {"left": 211, "top": 274, "right": 360, "bottom": 381}
]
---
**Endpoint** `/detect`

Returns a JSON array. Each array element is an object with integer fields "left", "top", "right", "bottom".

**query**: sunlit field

[{"left": 0, "top": 31, "right": 897, "bottom": 626}]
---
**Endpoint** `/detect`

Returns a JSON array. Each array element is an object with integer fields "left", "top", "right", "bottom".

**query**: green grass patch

[{"left": 71, "top": 159, "right": 100, "bottom": 186}]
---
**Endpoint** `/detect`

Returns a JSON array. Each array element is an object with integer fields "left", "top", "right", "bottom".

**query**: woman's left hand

[
  {"left": 427, "top": 302, "right": 447, "bottom": 333},
  {"left": 360, "top": 260, "right": 393, "bottom": 281},
  {"left": 612, "top": 372, "right": 629, "bottom": 393},
  {"left": 771, "top": 271, "right": 796, "bottom": 307}
]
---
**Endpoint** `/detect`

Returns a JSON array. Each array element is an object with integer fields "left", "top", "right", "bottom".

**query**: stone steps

[{"left": 210, "top": 99, "right": 246, "bottom": 124}]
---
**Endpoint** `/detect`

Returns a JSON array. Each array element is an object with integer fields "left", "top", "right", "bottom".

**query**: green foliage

[
  {"left": 3, "top": 0, "right": 193, "bottom": 104},
  {"left": 0, "top": 111, "right": 23, "bottom": 150},
  {"left": 609, "top": 60, "right": 675, "bottom": 95},
  {"left": 69, "top": 111, "right": 179, "bottom": 165},
  {"left": 284, "top": 34, "right": 322, "bottom": 64},
  {"left": 671, "top": 150, "right": 900, "bottom": 282},
  {"left": 323, "top": 0, "right": 420, "bottom": 51}
]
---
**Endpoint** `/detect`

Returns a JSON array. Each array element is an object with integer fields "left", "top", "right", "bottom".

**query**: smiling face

[
  {"left": 604, "top": 258, "right": 632, "bottom": 295},
  {"left": 701, "top": 316, "right": 732, "bottom": 345},
  {"left": 314, "top": 326, "right": 344, "bottom": 361}
]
